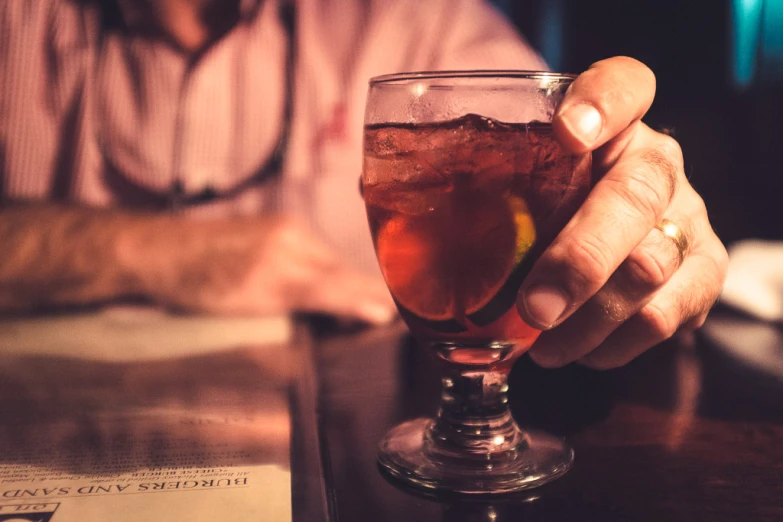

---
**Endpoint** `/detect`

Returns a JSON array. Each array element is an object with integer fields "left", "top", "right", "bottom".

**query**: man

[{"left": 0, "top": 0, "right": 728, "bottom": 369}]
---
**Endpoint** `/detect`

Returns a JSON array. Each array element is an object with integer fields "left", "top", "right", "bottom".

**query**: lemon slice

[{"left": 377, "top": 193, "right": 536, "bottom": 323}]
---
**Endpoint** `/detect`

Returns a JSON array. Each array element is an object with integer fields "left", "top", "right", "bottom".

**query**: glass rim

[{"left": 369, "top": 70, "right": 577, "bottom": 85}]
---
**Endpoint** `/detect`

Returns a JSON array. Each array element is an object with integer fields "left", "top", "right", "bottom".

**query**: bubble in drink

[{"left": 363, "top": 114, "right": 591, "bottom": 368}]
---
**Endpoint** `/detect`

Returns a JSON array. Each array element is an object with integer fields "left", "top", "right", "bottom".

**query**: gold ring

[{"left": 656, "top": 219, "right": 689, "bottom": 265}]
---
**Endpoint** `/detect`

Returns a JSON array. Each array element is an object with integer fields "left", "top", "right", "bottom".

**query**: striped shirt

[{"left": 0, "top": 0, "right": 544, "bottom": 273}]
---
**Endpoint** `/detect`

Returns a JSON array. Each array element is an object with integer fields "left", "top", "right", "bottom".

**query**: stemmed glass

[{"left": 361, "top": 71, "right": 592, "bottom": 496}]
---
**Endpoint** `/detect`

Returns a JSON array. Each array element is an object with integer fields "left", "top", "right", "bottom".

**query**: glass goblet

[{"left": 362, "top": 71, "right": 591, "bottom": 496}]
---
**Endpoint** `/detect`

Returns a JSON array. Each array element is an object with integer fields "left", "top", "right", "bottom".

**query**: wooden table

[
  {"left": 315, "top": 309, "right": 783, "bottom": 521},
  {"left": 1, "top": 308, "right": 781, "bottom": 521}
]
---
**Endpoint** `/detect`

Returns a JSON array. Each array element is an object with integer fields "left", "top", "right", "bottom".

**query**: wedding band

[{"left": 656, "top": 219, "right": 689, "bottom": 265}]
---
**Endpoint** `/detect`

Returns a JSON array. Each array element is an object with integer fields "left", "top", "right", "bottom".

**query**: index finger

[
  {"left": 554, "top": 57, "right": 656, "bottom": 153},
  {"left": 516, "top": 124, "right": 683, "bottom": 330}
]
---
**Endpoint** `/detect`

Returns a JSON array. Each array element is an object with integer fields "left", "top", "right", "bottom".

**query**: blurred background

[{"left": 498, "top": 0, "right": 782, "bottom": 245}]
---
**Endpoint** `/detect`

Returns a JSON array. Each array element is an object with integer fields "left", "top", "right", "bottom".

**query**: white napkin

[{"left": 720, "top": 239, "right": 783, "bottom": 322}]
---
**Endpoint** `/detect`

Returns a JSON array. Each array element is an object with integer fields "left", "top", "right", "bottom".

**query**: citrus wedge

[{"left": 376, "top": 192, "right": 536, "bottom": 323}]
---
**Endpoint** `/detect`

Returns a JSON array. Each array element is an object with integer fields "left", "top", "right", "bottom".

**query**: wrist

[{"left": 115, "top": 211, "right": 185, "bottom": 300}]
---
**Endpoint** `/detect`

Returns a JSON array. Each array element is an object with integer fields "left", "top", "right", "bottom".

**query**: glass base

[{"left": 378, "top": 418, "right": 573, "bottom": 498}]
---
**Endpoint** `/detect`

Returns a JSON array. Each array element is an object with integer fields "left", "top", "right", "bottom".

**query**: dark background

[{"left": 504, "top": 0, "right": 782, "bottom": 246}]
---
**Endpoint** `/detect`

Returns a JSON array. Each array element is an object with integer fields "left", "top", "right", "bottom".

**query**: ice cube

[{"left": 362, "top": 181, "right": 439, "bottom": 216}]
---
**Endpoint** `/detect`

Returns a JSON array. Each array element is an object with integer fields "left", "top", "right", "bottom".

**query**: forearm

[
  {"left": 0, "top": 202, "right": 397, "bottom": 320},
  {"left": 0, "top": 203, "right": 166, "bottom": 311}
]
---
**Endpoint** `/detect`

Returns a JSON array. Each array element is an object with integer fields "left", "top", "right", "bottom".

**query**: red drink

[{"left": 363, "top": 114, "right": 591, "bottom": 368}]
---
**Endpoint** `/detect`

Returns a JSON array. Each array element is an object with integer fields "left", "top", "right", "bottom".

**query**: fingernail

[
  {"left": 561, "top": 103, "right": 603, "bottom": 146},
  {"left": 522, "top": 286, "right": 569, "bottom": 329},
  {"left": 358, "top": 302, "right": 396, "bottom": 325}
]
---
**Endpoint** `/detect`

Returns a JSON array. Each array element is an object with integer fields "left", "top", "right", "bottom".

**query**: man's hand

[
  {"left": 516, "top": 57, "right": 728, "bottom": 369},
  {"left": 133, "top": 216, "right": 396, "bottom": 324}
]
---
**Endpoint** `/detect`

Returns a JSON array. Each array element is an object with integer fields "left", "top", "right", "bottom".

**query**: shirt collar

[
  {"left": 237, "top": 0, "right": 265, "bottom": 19},
  {"left": 111, "top": 0, "right": 264, "bottom": 32}
]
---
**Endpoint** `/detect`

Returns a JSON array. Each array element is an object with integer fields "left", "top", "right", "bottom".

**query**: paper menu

[{"left": 0, "top": 309, "right": 297, "bottom": 521}]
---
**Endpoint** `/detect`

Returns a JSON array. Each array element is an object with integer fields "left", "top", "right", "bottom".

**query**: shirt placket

[{"left": 171, "top": 50, "right": 235, "bottom": 212}]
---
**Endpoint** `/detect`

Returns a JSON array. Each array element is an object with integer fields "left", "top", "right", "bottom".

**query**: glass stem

[{"left": 424, "top": 368, "right": 527, "bottom": 471}]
